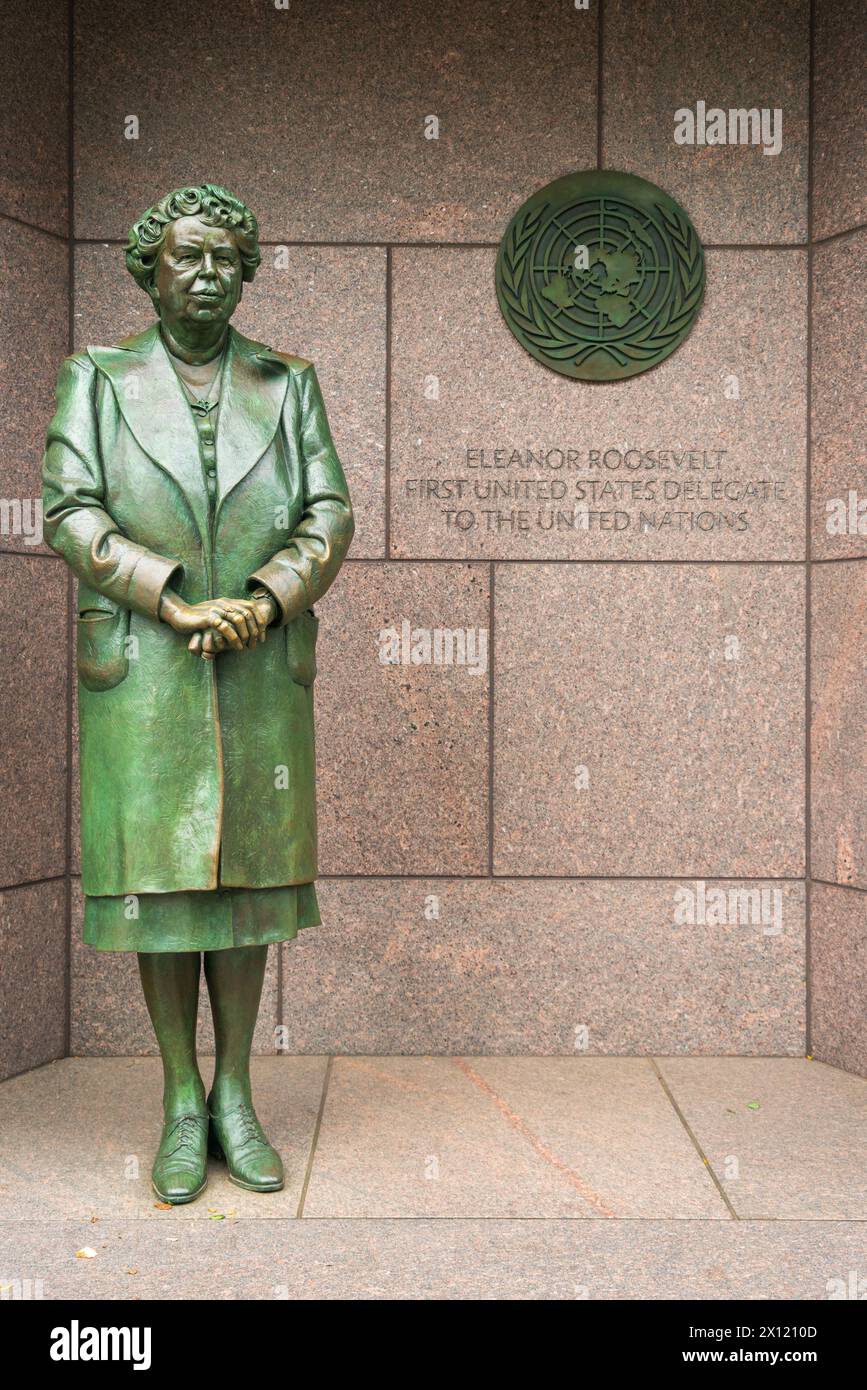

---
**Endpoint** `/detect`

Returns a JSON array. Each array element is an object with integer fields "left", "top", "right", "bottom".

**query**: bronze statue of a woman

[{"left": 42, "top": 184, "right": 354, "bottom": 1203}]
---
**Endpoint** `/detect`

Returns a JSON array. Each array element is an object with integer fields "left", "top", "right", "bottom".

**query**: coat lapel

[
  {"left": 215, "top": 328, "right": 291, "bottom": 513},
  {"left": 87, "top": 324, "right": 210, "bottom": 546},
  {"left": 87, "top": 323, "right": 291, "bottom": 541}
]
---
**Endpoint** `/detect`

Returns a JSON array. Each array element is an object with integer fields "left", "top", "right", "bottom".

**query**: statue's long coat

[{"left": 42, "top": 323, "right": 354, "bottom": 896}]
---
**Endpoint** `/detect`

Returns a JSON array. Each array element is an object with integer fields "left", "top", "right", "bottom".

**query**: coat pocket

[
  {"left": 76, "top": 586, "right": 131, "bottom": 692},
  {"left": 285, "top": 607, "right": 319, "bottom": 686}
]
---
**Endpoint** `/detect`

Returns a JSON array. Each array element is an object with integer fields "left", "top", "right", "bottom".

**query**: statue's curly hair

[{"left": 125, "top": 184, "right": 261, "bottom": 304}]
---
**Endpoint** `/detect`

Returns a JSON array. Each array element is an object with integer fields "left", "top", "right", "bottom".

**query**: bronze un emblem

[{"left": 495, "top": 170, "right": 706, "bottom": 381}]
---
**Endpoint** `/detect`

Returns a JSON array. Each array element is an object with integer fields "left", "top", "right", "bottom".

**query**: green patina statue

[{"left": 42, "top": 184, "right": 354, "bottom": 1203}]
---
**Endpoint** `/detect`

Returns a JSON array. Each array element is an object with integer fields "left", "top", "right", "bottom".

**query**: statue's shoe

[
  {"left": 206, "top": 1098, "right": 284, "bottom": 1193},
  {"left": 151, "top": 1112, "right": 209, "bottom": 1204}
]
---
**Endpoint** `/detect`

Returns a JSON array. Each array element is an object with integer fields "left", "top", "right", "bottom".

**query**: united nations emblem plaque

[{"left": 495, "top": 170, "right": 706, "bottom": 382}]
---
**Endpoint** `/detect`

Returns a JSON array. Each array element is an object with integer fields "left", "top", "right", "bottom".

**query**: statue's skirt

[{"left": 83, "top": 883, "right": 321, "bottom": 952}]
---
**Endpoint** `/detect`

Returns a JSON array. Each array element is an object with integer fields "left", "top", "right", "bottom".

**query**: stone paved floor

[{"left": 0, "top": 1057, "right": 865, "bottom": 1299}]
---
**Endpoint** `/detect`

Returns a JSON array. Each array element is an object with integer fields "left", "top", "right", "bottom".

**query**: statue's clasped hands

[{"left": 159, "top": 591, "right": 277, "bottom": 659}]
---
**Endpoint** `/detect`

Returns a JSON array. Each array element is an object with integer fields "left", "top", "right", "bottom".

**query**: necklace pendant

[{"left": 192, "top": 398, "right": 217, "bottom": 417}]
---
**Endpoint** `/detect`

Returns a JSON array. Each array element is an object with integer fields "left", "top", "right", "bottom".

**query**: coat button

[{"left": 206, "top": 465, "right": 216, "bottom": 478}]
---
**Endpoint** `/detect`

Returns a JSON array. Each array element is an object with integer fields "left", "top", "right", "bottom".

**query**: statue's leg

[
  {"left": 138, "top": 950, "right": 206, "bottom": 1110},
  {"left": 203, "top": 943, "right": 266, "bottom": 1109},
  {"left": 203, "top": 944, "right": 284, "bottom": 1192},
  {"left": 137, "top": 951, "right": 209, "bottom": 1203}
]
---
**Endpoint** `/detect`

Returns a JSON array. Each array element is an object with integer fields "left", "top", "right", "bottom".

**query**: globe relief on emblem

[{"left": 495, "top": 170, "right": 706, "bottom": 382}]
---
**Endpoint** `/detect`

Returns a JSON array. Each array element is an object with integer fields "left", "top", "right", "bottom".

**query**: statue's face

[{"left": 153, "top": 215, "right": 243, "bottom": 329}]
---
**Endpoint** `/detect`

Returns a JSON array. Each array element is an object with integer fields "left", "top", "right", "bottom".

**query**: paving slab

[
  {"left": 0, "top": 1059, "right": 328, "bottom": 1221},
  {"left": 303, "top": 1057, "right": 726, "bottom": 1219},
  {"left": 1, "top": 1218, "right": 864, "bottom": 1301},
  {"left": 657, "top": 1058, "right": 867, "bottom": 1219}
]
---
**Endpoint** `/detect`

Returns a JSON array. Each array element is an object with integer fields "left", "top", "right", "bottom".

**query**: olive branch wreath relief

[{"left": 496, "top": 202, "right": 705, "bottom": 370}]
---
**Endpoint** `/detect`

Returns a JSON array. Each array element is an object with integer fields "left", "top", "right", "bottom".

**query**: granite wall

[
  {"left": 0, "top": 1, "right": 863, "bottom": 1076},
  {"left": 0, "top": 1, "right": 70, "bottom": 1080},
  {"left": 809, "top": 0, "right": 867, "bottom": 1077}
]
